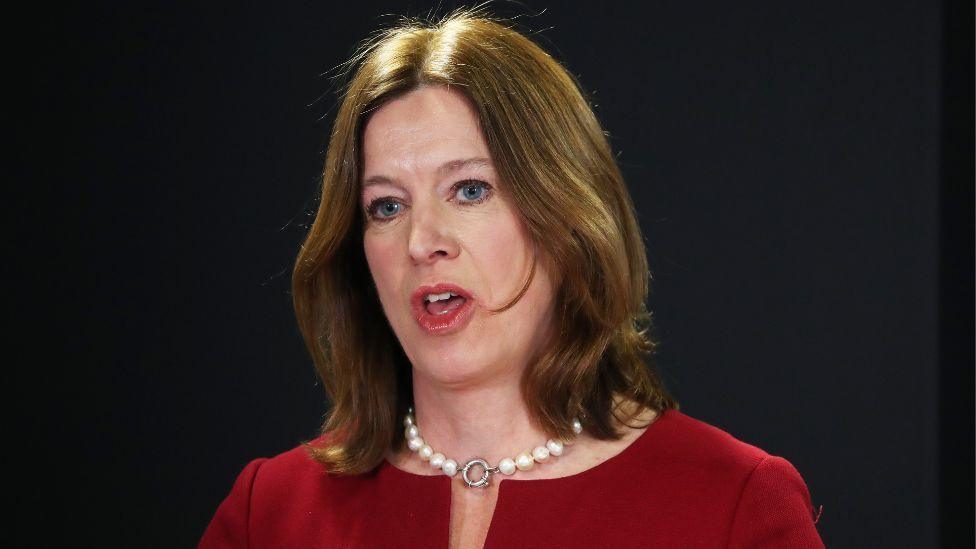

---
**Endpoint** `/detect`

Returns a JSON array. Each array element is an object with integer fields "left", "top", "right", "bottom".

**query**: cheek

[
  {"left": 465, "top": 211, "right": 541, "bottom": 306},
  {"left": 363, "top": 235, "right": 401, "bottom": 301},
  {"left": 480, "top": 234, "right": 520, "bottom": 273}
]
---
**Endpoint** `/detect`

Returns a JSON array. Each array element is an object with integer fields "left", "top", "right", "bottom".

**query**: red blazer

[{"left": 201, "top": 409, "right": 825, "bottom": 548}]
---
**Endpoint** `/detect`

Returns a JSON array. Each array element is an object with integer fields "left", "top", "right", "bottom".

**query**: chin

[{"left": 408, "top": 346, "right": 497, "bottom": 385}]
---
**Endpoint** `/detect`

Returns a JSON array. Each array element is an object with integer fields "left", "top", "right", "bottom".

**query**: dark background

[{"left": 15, "top": 1, "right": 972, "bottom": 547}]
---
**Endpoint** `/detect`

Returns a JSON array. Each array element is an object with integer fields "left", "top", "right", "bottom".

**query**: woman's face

[{"left": 360, "top": 85, "right": 555, "bottom": 388}]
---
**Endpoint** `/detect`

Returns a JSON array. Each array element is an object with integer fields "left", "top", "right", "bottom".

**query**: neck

[{"left": 399, "top": 366, "right": 554, "bottom": 472}]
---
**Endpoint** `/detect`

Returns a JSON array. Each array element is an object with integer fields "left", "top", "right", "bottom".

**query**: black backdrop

[{"left": 15, "top": 1, "right": 972, "bottom": 547}]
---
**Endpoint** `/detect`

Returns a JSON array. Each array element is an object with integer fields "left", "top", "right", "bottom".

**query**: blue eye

[
  {"left": 368, "top": 199, "right": 402, "bottom": 220},
  {"left": 456, "top": 181, "right": 489, "bottom": 202},
  {"left": 365, "top": 180, "right": 492, "bottom": 224},
  {"left": 379, "top": 201, "right": 400, "bottom": 216}
]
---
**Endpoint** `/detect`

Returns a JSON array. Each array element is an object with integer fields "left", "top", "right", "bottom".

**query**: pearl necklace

[{"left": 402, "top": 406, "right": 584, "bottom": 488}]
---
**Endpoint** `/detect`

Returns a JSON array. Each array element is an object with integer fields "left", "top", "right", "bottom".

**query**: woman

[{"left": 201, "top": 7, "right": 824, "bottom": 548}]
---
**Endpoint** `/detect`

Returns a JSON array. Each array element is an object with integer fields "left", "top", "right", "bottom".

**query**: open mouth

[
  {"left": 423, "top": 291, "right": 468, "bottom": 316},
  {"left": 411, "top": 284, "right": 476, "bottom": 335}
]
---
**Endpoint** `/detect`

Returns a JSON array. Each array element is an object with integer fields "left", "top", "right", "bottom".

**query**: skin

[
  {"left": 360, "top": 83, "right": 564, "bottom": 470},
  {"left": 360, "top": 85, "right": 657, "bottom": 548}
]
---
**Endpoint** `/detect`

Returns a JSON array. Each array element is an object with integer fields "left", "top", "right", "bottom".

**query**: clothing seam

[{"left": 725, "top": 454, "right": 768, "bottom": 549}]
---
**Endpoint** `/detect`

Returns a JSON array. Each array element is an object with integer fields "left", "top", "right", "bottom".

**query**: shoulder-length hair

[{"left": 293, "top": 6, "right": 678, "bottom": 475}]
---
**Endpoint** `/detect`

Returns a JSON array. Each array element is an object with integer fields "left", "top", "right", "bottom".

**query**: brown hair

[{"left": 293, "top": 6, "right": 678, "bottom": 475}]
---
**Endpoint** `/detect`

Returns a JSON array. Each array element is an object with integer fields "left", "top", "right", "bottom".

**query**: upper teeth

[{"left": 425, "top": 292, "right": 457, "bottom": 303}]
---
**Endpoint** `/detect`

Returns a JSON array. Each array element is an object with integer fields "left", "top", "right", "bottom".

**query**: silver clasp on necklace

[{"left": 460, "top": 458, "right": 499, "bottom": 488}]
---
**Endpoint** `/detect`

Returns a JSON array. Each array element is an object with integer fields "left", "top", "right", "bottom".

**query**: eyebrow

[{"left": 362, "top": 157, "right": 492, "bottom": 188}]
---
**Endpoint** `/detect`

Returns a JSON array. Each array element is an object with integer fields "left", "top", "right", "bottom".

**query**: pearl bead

[
  {"left": 498, "top": 458, "right": 516, "bottom": 475},
  {"left": 515, "top": 452, "right": 535, "bottom": 471},
  {"left": 546, "top": 439, "right": 564, "bottom": 456},
  {"left": 407, "top": 437, "right": 424, "bottom": 451},
  {"left": 442, "top": 459, "right": 458, "bottom": 477},
  {"left": 399, "top": 411, "right": 576, "bottom": 481}
]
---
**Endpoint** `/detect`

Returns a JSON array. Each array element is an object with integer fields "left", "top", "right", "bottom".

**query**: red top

[{"left": 200, "top": 409, "right": 825, "bottom": 548}]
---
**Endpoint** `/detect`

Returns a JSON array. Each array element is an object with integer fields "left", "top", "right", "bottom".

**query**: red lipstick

[{"left": 410, "top": 283, "right": 476, "bottom": 336}]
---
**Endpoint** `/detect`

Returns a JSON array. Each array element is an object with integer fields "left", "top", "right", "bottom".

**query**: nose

[{"left": 407, "top": 199, "right": 460, "bottom": 265}]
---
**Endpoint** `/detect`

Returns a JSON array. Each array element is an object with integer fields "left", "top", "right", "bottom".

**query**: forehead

[{"left": 361, "top": 86, "right": 491, "bottom": 176}]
